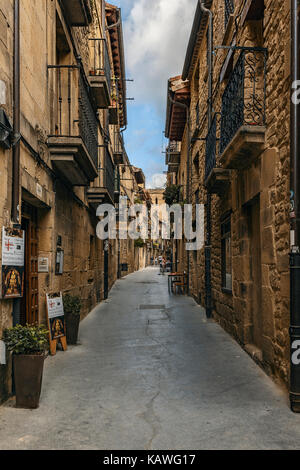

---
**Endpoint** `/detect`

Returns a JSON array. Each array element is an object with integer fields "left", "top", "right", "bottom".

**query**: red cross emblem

[{"left": 5, "top": 240, "right": 13, "bottom": 252}]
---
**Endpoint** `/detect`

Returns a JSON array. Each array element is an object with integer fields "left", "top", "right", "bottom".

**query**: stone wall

[
  {"left": 174, "top": 0, "right": 291, "bottom": 387},
  {"left": 0, "top": 0, "right": 137, "bottom": 404}
]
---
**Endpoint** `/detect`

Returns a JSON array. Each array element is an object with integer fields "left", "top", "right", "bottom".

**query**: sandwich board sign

[
  {"left": 46, "top": 292, "right": 67, "bottom": 356},
  {"left": 1, "top": 227, "right": 25, "bottom": 299}
]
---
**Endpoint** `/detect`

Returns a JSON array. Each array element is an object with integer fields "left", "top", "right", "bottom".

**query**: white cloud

[
  {"left": 147, "top": 173, "right": 167, "bottom": 189},
  {"left": 122, "top": 0, "right": 196, "bottom": 113}
]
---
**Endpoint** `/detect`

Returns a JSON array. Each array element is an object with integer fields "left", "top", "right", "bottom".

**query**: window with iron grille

[
  {"left": 221, "top": 216, "right": 232, "bottom": 292},
  {"left": 224, "top": 0, "right": 234, "bottom": 29}
]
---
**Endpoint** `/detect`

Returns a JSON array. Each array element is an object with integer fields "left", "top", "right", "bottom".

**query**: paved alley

[{"left": 0, "top": 267, "right": 299, "bottom": 450}]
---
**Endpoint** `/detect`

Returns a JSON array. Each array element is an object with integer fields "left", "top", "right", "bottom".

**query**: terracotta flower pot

[
  {"left": 65, "top": 314, "right": 80, "bottom": 345},
  {"left": 14, "top": 354, "right": 45, "bottom": 409}
]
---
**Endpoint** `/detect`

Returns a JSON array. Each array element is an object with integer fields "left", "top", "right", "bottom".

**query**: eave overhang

[
  {"left": 106, "top": 3, "right": 127, "bottom": 127},
  {"left": 165, "top": 76, "right": 190, "bottom": 142},
  {"left": 182, "top": 0, "right": 213, "bottom": 81}
]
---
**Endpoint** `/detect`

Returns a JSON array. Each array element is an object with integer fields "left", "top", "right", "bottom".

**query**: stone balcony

[
  {"left": 47, "top": 66, "right": 98, "bottom": 186},
  {"left": 88, "top": 39, "right": 111, "bottom": 109},
  {"left": 87, "top": 149, "right": 116, "bottom": 208},
  {"left": 48, "top": 136, "right": 97, "bottom": 186},
  {"left": 205, "top": 114, "right": 232, "bottom": 196},
  {"left": 218, "top": 47, "right": 267, "bottom": 171},
  {"left": 219, "top": 125, "right": 266, "bottom": 171},
  {"left": 205, "top": 168, "right": 232, "bottom": 196}
]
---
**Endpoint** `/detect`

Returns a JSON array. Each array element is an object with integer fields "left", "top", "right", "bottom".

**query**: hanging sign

[
  {"left": 1, "top": 227, "right": 25, "bottom": 299},
  {"left": 46, "top": 292, "right": 67, "bottom": 356}
]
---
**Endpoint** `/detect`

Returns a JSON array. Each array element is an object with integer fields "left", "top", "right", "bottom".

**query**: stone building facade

[
  {"left": 165, "top": 0, "right": 291, "bottom": 388},
  {"left": 0, "top": 0, "right": 142, "bottom": 403}
]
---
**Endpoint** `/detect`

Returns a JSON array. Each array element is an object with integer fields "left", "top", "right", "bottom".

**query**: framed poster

[
  {"left": 46, "top": 292, "right": 67, "bottom": 355},
  {"left": 1, "top": 227, "right": 25, "bottom": 299},
  {"left": 46, "top": 293, "right": 65, "bottom": 340},
  {"left": 38, "top": 257, "right": 49, "bottom": 273}
]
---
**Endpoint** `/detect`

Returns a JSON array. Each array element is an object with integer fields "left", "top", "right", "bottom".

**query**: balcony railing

[
  {"left": 114, "top": 166, "right": 120, "bottom": 197},
  {"left": 114, "top": 130, "right": 123, "bottom": 154},
  {"left": 104, "top": 149, "right": 115, "bottom": 203},
  {"left": 78, "top": 74, "right": 99, "bottom": 168},
  {"left": 49, "top": 65, "right": 98, "bottom": 169},
  {"left": 205, "top": 114, "right": 217, "bottom": 181},
  {"left": 89, "top": 39, "right": 111, "bottom": 94},
  {"left": 220, "top": 47, "right": 267, "bottom": 155},
  {"left": 225, "top": 0, "right": 234, "bottom": 28},
  {"left": 166, "top": 141, "right": 181, "bottom": 166}
]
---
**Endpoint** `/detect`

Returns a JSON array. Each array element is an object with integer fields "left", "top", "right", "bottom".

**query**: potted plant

[
  {"left": 2, "top": 324, "right": 49, "bottom": 409},
  {"left": 63, "top": 294, "right": 82, "bottom": 345}
]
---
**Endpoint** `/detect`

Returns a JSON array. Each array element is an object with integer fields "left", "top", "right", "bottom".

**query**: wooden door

[
  {"left": 249, "top": 198, "right": 262, "bottom": 349},
  {"left": 104, "top": 244, "right": 109, "bottom": 300},
  {"left": 21, "top": 202, "right": 39, "bottom": 325}
]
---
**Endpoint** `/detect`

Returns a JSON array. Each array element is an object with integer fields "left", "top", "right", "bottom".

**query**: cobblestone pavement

[{"left": 0, "top": 268, "right": 299, "bottom": 450}]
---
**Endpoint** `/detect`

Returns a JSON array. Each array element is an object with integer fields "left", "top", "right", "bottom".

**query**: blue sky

[{"left": 115, "top": 0, "right": 196, "bottom": 188}]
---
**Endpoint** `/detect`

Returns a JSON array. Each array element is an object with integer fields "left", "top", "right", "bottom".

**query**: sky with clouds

[{"left": 115, "top": 0, "right": 197, "bottom": 188}]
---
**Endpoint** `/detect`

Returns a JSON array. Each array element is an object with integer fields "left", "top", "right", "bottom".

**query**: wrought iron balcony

[
  {"left": 113, "top": 130, "right": 124, "bottom": 165},
  {"left": 47, "top": 66, "right": 98, "bottom": 186},
  {"left": 225, "top": 0, "right": 234, "bottom": 28},
  {"left": 87, "top": 148, "right": 116, "bottom": 208},
  {"left": 114, "top": 166, "right": 121, "bottom": 203},
  {"left": 109, "top": 83, "right": 119, "bottom": 125},
  {"left": 219, "top": 47, "right": 267, "bottom": 169},
  {"left": 61, "top": 0, "right": 92, "bottom": 26},
  {"left": 165, "top": 141, "right": 181, "bottom": 164},
  {"left": 165, "top": 141, "right": 181, "bottom": 174},
  {"left": 88, "top": 39, "right": 111, "bottom": 108},
  {"left": 205, "top": 115, "right": 217, "bottom": 182},
  {"left": 205, "top": 114, "right": 231, "bottom": 195}
]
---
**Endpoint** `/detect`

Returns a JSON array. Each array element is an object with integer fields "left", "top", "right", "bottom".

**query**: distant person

[{"left": 166, "top": 259, "right": 171, "bottom": 272}]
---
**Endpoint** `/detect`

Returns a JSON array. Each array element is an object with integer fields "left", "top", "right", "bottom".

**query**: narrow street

[{"left": 0, "top": 268, "right": 299, "bottom": 450}]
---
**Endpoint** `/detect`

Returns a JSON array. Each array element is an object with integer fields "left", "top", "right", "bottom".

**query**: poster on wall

[{"left": 1, "top": 227, "right": 25, "bottom": 299}]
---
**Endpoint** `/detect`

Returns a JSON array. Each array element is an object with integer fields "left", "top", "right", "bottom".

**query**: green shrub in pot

[
  {"left": 3, "top": 324, "right": 49, "bottom": 356},
  {"left": 3, "top": 324, "right": 49, "bottom": 409},
  {"left": 63, "top": 294, "right": 82, "bottom": 345}
]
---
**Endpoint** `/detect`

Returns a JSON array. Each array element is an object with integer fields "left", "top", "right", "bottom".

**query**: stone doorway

[{"left": 248, "top": 196, "right": 262, "bottom": 352}]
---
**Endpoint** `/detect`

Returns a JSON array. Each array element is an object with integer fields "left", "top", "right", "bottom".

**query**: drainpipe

[
  {"left": 200, "top": 0, "right": 213, "bottom": 318},
  {"left": 168, "top": 92, "right": 191, "bottom": 290},
  {"left": 290, "top": 0, "right": 300, "bottom": 413},
  {"left": 12, "top": 0, "right": 20, "bottom": 224}
]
